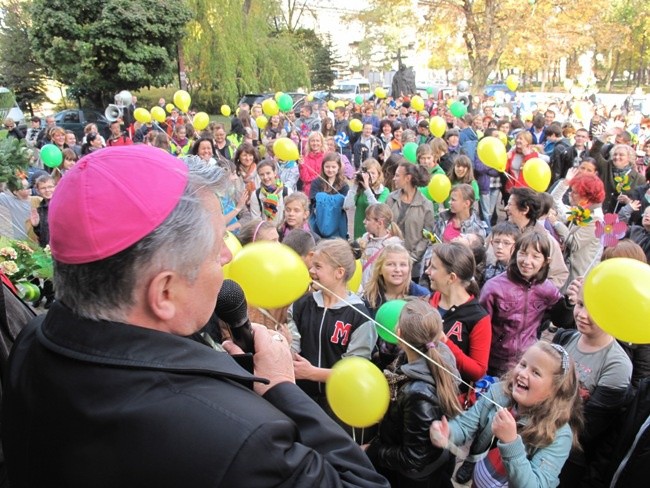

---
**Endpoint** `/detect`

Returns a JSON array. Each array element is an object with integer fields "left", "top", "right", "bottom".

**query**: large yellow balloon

[
  {"left": 326, "top": 357, "right": 390, "bottom": 428},
  {"left": 347, "top": 260, "right": 362, "bottom": 292},
  {"left": 427, "top": 174, "right": 452, "bottom": 203},
  {"left": 327, "top": 100, "right": 336, "bottom": 111},
  {"left": 477, "top": 136, "right": 507, "bottom": 172},
  {"left": 166, "top": 103, "right": 175, "bottom": 114},
  {"left": 411, "top": 95, "right": 424, "bottom": 112},
  {"left": 584, "top": 258, "right": 650, "bottom": 343},
  {"left": 374, "top": 87, "right": 387, "bottom": 99},
  {"left": 349, "top": 119, "right": 363, "bottom": 133},
  {"left": 522, "top": 157, "right": 551, "bottom": 192},
  {"left": 335, "top": 100, "right": 346, "bottom": 108},
  {"left": 173, "top": 90, "right": 191, "bottom": 113},
  {"left": 222, "top": 231, "right": 243, "bottom": 279},
  {"left": 133, "top": 108, "right": 151, "bottom": 124},
  {"left": 256, "top": 115, "right": 268, "bottom": 130},
  {"left": 262, "top": 98, "right": 279, "bottom": 117},
  {"left": 429, "top": 116, "right": 447, "bottom": 138},
  {"left": 150, "top": 106, "right": 166, "bottom": 123},
  {"left": 506, "top": 74, "right": 519, "bottom": 92},
  {"left": 193, "top": 112, "right": 210, "bottom": 131},
  {"left": 220, "top": 105, "right": 231, "bottom": 117},
  {"left": 273, "top": 137, "right": 300, "bottom": 161},
  {"left": 227, "top": 242, "right": 310, "bottom": 309}
]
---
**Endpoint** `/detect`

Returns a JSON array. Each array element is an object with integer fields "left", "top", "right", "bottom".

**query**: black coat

[
  {"left": 366, "top": 357, "right": 455, "bottom": 487},
  {"left": 2, "top": 302, "right": 389, "bottom": 488}
]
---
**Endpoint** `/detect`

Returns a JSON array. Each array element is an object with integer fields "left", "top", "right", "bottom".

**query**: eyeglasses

[
  {"left": 4, "top": 125, "right": 15, "bottom": 129},
  {"left": 492, "top": 239, "right": 515, "bottom": 247},
  {"left": 38, "top": 185, "right": 55, "bottom": 191},
  {"left": 388, "top": 114, "right": 397, "bottom": 117},
  {"left": 409, "top": 111, "right": 416, "bottom": 115}
]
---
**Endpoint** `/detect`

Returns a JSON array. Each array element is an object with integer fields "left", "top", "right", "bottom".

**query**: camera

[{"left": 355, "top": 169, "right": 368, "bottom": 183}]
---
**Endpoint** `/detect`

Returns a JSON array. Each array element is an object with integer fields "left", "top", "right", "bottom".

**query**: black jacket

[
  {"left": 366, "top": 356, "right": 454, "bottom": 486},
  {"left": 2, "top": 302, "right": 389, "bottom": 488}
]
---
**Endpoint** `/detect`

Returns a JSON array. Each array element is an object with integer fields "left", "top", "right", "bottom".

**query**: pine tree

[{"left": 311, "top": 35, "right": 340, "bottom": 90}]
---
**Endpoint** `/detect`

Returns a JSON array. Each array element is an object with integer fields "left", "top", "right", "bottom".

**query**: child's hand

[
  {"left": 566, "top": 277, "right": 584, "bottom": 305},
  {"left": 629, "top": 200, "right": 641, "bottom": 212},
  {"left": 491, "top": 408, "right": 517, "bottom": 444},
  {"left": 30, "top": 208, "right": 39, "bottom": 227},
  {"left": 237, "top": 189, "right": 250, "bottom": 209},
  {"left": 429, "top": 416, "right": 450, "bottom": 448},
  {"left": 292, "top": 353, "right": 315, "bottom": 380}
]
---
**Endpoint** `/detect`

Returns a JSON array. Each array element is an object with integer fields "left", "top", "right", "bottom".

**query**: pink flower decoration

[{"left": 595, "top": 213, "right": 627, "bottom": 247}]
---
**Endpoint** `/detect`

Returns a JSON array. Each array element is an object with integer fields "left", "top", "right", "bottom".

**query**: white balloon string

[{"left": 311, "top": 280, "right": 505, "bottom": 411}]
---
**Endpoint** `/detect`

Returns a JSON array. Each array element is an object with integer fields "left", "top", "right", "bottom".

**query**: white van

[{"left": 331, "top": 78, "right": 372, "bottom": 101}]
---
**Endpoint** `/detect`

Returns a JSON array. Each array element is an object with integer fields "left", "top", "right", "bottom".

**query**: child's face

[
  {"left": 573, "top": 288, "right": 599, "bottom": 336},
  {"left": 309, "top": 251, "right": 343, "bottom": 290},
  {"left": 491, "top": 233, "right": 516, "bottom": 264},
  {"left": 454, "top": 164, "right": 468, "bottom": 179},
  {"left": 323, "top": 160, "right": 339, "bottom": 180},
  {"left": 426, "top": 255, "right": 450, "bottom": 293},
  {"left": 512, "top": 345, "right": 558, "bottom": 409},
  {"left": 516, "top": 244, "right": 547, "bottom": 280},
  {"left": 418, "top": 154, "right": 434, "bottom": 169},
  {"left": 63, "top": 158, "right": 76, "bottom": 170},
  {"left": 37, "top": 181, "right": 55, "bottom": 200},
  {"left": 381, "top": 252, "right": 410, "bottom": 288},
  {"left": 448, "top": 191, "right": 468, "bottom": 214},
  {"left": 284, "top": 201, "right": 307, "bottom": 228},
  {"left": 258, "top": 166, "right": 277, "bottom": 187},
  {"left": 366, "top": 166, "right": 379, "bottom": 184},
  {"left": 363, "top": 215, "right": 383, "bottom": 236}
]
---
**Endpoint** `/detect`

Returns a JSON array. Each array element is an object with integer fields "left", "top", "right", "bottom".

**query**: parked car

[
  {"left": 483, "top": 84, "right": 516, "bottom": 101},
  {"left": 54, "top": 109, "right": 110, "bottom": 140}
]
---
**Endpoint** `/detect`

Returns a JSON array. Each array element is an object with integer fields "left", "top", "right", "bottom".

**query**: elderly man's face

[{"left": 175, "top": 193, "right": 232, "bottom": 335}]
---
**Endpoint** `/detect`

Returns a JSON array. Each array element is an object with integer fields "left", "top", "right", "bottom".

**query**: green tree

[
  {"left": 0, "top": 0, "right": 49, "bottom": 115},
  {"left": 28, "top": 0, "right": 191, "bottom": 107},
  {"left": 311, "top": 35, "right": 339, "bottom": 89},
  {"left": 183, "top": 0, "right": 309, "bottom": 107}
]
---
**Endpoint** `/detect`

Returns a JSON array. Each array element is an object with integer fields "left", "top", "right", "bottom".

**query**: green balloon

[
  {"left": 375, "top": 299, "right": 407, "bottom": 344},
  {"left": 355, "top": 95, "right": 363, "bottom": 104},
  {"left": 40, "top": 144, "right": 63, "bottom": 168},
  {"left": 403, "top": 142, "right": 418, "bottom": 163},
  {"left": 426, "top": 87, "right": 434, "bottom": 95},
  {"left": 278, "top": 93, "right": 293, "bottom": 112},
  {"left": 449, "top": 101, "right": 467, "bottom": 118}
]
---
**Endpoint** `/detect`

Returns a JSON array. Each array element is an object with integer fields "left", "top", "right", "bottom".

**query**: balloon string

[
  {"left": 297, "top": 158, "right": 339, "bottom": 193},
  {"left": 311, "top": 280, "right": 506, "bottom": 411}
]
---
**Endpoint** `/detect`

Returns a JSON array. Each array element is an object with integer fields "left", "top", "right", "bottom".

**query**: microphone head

[{"left": 215, "top": 279, "right": 248, "bottom": 327}]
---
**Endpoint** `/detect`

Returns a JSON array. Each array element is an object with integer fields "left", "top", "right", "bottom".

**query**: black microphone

[{"left": 214, "top": 279, "right": 254, "bottom": 354}]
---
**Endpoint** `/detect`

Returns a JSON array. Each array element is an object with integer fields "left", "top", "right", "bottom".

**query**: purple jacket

[
  {"left": 479, "top": 272, "right": 562, "bottom": 376},
  {"left": 473, "top": 154, "right": 500, "bottom": 194}
]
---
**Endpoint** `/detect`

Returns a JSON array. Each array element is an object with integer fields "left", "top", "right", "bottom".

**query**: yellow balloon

[
  {"left": 220, "top": 105, "right": 231, "bottom": 117},
  {"left": 150, "top": 106, "right": 166, "bottom": 123},
  {"left": 506, "top": 74, "right": 519, "bottom": 92},
  {"left": 222, "top": 231, "right": 243, "bottom": 279},
  {"left": 326, "top": 357, "right": 390, "bottom": 428},
  {"left": 522, "top": 157, "right": 551, "bottom": 192},
  {"left": 477, "top": 136, "right": 507, "bottom": 172},
  {"left": 374, "top": 87, "right": 387, "bottom": 99},
  {"left": 228, "top": 242, "right": 310, "bottom": 309},
  {"left": 573, "top": 101, "right": 588, "bottom": 120},
  {"left": 274, "top": 91, "right": 283, "bottom": 102},
  {"left": 347, "top": 260, "right": 362, "bottom": 292},
  {"left": 349, "top": 119, "right": 363, "bottom": 133},
  {"left": 256, "top": 115, "right": 268, "bottom": 130},
  {"left": 166, "top": 103, "right": 175, "bottom": 114},
  {"left": 327, "top": 100, "right": 336, "bottom": 111},
  {"left": 307, "top": 93, "right": 314, "bottom": 102},
  {"left": 173, "top": 90, "right": 191, "bottom": 113},
  {"left": 193, "top": 112, "right": 210, "bottom": 131},
  {"left": 584, "top": 258, "right": 650, "bottom": 343},
  {"left": 497, "top": 130, "right": 508, "bottom": 146},
  {"left": 335, "top": 100, "right": 346, "bottom": 108},
  {"left": 411, "top": 95, "right": 424, "bottom": 112},
  {"left": 273, "top": 137, "right": 299, "bottom": 161},
  {"left": 427, "top": 174, "right": 452, "bottom": 203},
  {"left": 428, "top": 116, "right": 447, "bottom": 138},
  {"left": 262, "top": 98, "right": 279, "bottom": 117},
  {"left": 133, "top": 108, "right": 151, "bottom": 124}
]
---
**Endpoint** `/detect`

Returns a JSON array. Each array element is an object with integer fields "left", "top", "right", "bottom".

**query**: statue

[{"left": 391, "top": 62, "right": 416, "bottom": 98}]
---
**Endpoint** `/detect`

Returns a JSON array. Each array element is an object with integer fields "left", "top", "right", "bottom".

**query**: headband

[
  {"left": 550, "top": 343, "right": 570, "bottom": 375},
  {"left": 252, "top": 221, "right": 265, "bottom": 242}
]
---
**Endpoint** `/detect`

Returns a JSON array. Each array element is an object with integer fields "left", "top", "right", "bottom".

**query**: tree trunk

[
  {"left": 637, "top": 34, "right": 646, "bottom": 88},
  {"left": 177, "top": 42, "right": 188, "bottom": 91}
]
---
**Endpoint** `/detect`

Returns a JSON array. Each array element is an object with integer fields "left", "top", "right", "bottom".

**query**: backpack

[{"left": 309, "top": 192, "right": 346, "bottom": 238}]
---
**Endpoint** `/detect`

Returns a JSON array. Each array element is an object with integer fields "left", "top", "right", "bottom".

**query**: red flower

[{"left": 595, "top": 213, "right": 627, "bottom": 247}]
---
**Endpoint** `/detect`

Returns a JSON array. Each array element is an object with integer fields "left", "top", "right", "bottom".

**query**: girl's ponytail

[{"left": 425, "top": 345, "right": 462, "bottom": 419}]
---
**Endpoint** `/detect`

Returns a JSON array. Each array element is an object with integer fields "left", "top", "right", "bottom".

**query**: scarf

[{"left": 259, "top": 179, "right": 284, "bottom": 221}]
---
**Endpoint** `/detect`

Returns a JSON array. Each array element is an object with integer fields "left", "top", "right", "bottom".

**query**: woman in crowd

[
  {"left": 299, "top": 131, "right": 326, "bottom": 196},
  {"left": 434, "top": 184, "right": 485, "bottom": 243},
  {"left": 80, "top": 132, "right": 104, "bottom": 155},
  {"left": 504, "top": 131, "right": 540, "bottom": 194},
  {"left": 233, "top": 143, "right": 260, "bottom": 195},
  {"left": 386, "top": 161, "right": 434, "bottom": 280},
  {"left": 344, "top": 158, "right": 390, "bottom": 239},
  {"left": 212, "top": 123, "right": 235, "bottom": 161}
]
